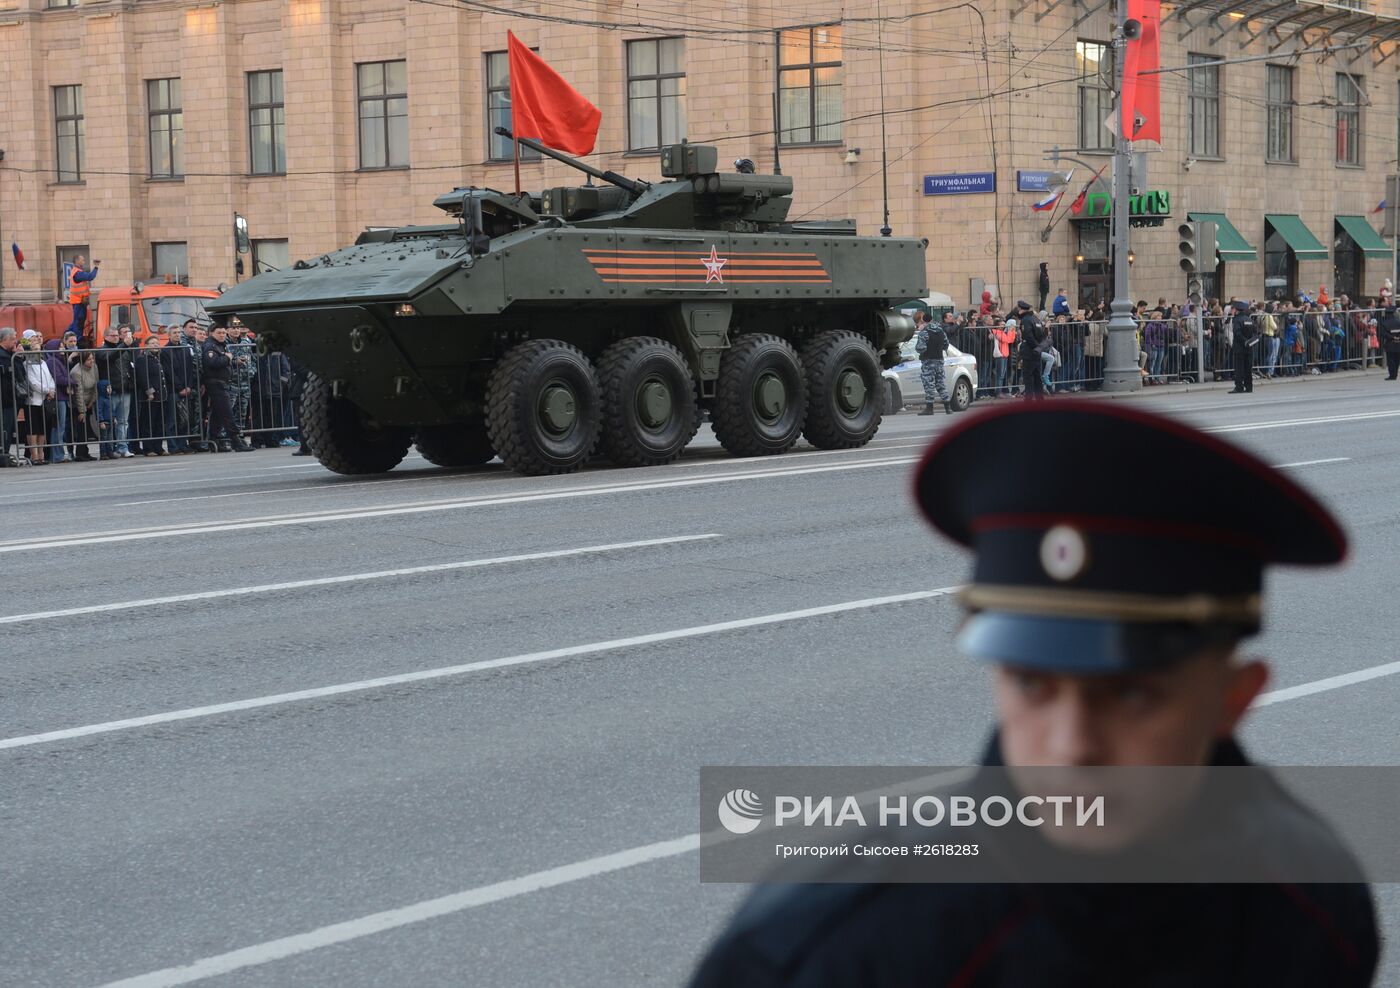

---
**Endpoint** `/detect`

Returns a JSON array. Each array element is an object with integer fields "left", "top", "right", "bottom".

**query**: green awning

[
  {"left": 1335, "top": 214, "right": 1392, "bottom": 260},
  {"left": 1264, "top": 213, "right": 1329, "bottom": 261},
  {"left": 1188, "top": 211, "right": 1257, "bottom": 262}
]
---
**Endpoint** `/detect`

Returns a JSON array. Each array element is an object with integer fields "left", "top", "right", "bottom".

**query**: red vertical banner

[{"left": 1122, "top": 0, "right": 1162, "bottom": 144}]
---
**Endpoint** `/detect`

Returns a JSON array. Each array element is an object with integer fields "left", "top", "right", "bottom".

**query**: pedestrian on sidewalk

[
  {"left": 1379, "top": 304, "right": 1400, "bottom": 380},
  {"left": 42, "top": 335, "right": 73, "bottom": 462},
  {"left": 19, "top": 330, "right": 55, "bottom": 464},
  {"left": 68, "top": 349, "right": 99, "bottom": 461},
  {"left": 135, "top": 334, "right": 169, "bottom": 455}
]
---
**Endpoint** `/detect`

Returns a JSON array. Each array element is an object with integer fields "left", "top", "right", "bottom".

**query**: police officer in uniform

[
  {"left": 1379, "top": 304, "right": 1400, "bottom": 380},
  {"left": 202, "top": 326, "right": 251, "bottom": 452},
  {"left": 915, "top": 311, "right": 952, "bottom": 416},
  {"left": 1229, "top": 300, "right": 1258, "bottom": 393},
  {"left": 1015, "top": 301, "right": 1048, "bottom": 399},
  {"left": 689, "top": 400, "right": 1378, "bottom": 988}
]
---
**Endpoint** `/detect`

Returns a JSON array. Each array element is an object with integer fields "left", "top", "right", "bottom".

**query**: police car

[{"left": 881, "top": 337, "right": 980, "bottom": 415}]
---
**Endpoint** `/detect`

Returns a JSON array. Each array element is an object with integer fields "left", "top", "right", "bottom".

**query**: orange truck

[{"left": 0, "top": 283, "right": 221, "bottom": 346}]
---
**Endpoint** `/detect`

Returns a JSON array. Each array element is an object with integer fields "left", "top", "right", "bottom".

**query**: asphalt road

[{"left": 3, "top": 370, "right": 1398, "bottom": 987}]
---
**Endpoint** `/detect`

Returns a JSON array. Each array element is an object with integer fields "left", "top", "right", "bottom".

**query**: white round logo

[
  {"left": 717, "top": 788, "right": 764, "bottom": 835},
  {"left": 1040, "top": 525, "right": 1089, "bottom": 582}
]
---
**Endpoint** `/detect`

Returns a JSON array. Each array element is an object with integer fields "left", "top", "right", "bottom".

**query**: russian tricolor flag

[
  {"left": 1373, "top": 199, "right": 1386, "bottom": 214},
  {"left": 10, "top": 241, "right": 23, "bottom": 270},
  {"left": 1031, "top": 191, "right": 1062, "bottom": 212}
]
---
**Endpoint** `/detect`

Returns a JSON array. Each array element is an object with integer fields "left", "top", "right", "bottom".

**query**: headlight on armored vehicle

[{"left": 394, "top": 303, "right": 417, "bottom": 317}]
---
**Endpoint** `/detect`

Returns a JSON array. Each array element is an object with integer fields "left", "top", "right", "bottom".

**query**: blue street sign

[
  {"left": 1017, "top": 170, "right": 1059, "bottom": 193},
  {"left": 923, "top": 172, "right": 996, "bottom": 196}
]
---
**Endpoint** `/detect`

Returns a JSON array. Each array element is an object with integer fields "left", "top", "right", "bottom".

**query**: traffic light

[
  {"left": 1178, "top": 220, "right": 1216, "bottom": 299},
  {"left": 1178, "top": 222, "right": 1201, "bottom": 274}
]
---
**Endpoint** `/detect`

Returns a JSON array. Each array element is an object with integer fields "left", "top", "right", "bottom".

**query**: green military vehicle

[{"left": 206, "top": 136, "right": 927, "bottom": 476}]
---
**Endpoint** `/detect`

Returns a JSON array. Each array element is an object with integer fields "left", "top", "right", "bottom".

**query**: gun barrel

[{"left": 493, "top": 127, "right": 647, "bottom": 196}]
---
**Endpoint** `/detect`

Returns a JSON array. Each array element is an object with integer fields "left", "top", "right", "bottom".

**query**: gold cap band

[{"left": 959, "top": 584, "right": 1262, "bottom": 625}]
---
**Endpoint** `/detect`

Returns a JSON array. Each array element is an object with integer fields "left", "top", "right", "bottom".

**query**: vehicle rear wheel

[
  {"left": 301, "top": 372, "right": 412, "bottom": 475},
  {"left": 414, "top": 421, "right": 495, "bottom": 467},
  {"left": 712, "top": 334, "right": 807, "bottom": 457},
  {"left": 950, "top": 376, "right": 973, "bottom": 412},
  {"left": 485, "top": 339, "right": 601, "bottom": 476},
  {"left": 597, "top": 337, "right": 699, "bottom": 467},
  {"left": 801, "top": 330, "right": 883, "bottom": 449}
]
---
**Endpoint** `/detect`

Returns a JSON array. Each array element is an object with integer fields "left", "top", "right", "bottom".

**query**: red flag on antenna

[
  {"left": 506, "top": 31, "right": 602, "bottom": 155},
  {"left": 1120, "top": 0, "right": 1161, "bottom": 143}
]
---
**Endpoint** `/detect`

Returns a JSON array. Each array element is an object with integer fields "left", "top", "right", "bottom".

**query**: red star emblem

[{"left": 701, "top": 245, "right": 728, "bottom": 284}]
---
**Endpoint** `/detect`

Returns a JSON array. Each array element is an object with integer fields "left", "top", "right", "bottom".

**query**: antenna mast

[{"left": 877, "top": 0, "right": 891, "bottom": 237}]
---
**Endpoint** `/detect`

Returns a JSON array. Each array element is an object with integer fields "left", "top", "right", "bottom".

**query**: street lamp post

[{"left": 1103, "top": 2, "right": 1141, "bottom": 393}]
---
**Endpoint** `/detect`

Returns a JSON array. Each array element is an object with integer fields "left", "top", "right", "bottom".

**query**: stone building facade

[{"left": 1, "top": 0, "right": 1397, "bottom": 311}]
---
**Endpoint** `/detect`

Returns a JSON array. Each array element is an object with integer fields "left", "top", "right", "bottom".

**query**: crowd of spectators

[
  {"left": 0, "top": 321, "right": 308, "bottom": 467},
  {"left": 934, "top": 287, "right": 1388, "bottom": 397}
]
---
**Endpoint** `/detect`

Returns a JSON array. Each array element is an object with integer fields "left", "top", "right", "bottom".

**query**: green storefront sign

[{"left": 1078, "top": 190, "right": 1171, "bottom": 228}]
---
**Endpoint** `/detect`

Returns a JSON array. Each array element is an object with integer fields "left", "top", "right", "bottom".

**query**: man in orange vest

[{"left": 66, "top": 254, "right": 100, "bottom": 340}]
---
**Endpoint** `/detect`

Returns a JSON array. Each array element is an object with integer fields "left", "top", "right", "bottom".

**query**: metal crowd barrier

[
  {"left": 949, "top": 308, "right": 1388, "bottom": 398},
  {"left": 2, "top": 341, "right": 303, "bottom": 465}
]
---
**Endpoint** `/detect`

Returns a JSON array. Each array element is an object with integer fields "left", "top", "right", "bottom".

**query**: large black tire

[
  {"left": 301, "top": 372, "right": 411, "bottom": 475},
  {"left": 485, "top": 339, "right": 601, "bottom": 476},
  {"left": 597, "top": 337, "right": 699, "bottom": 467},
  {"left": 712, "top": 334, "right": 807, "bottom": 457},
  {"left": 414, "top": 422, "right": 495, "bottom": 467},
  {"left": 801, "top": 330, "right": 884, "bottom": 449}
]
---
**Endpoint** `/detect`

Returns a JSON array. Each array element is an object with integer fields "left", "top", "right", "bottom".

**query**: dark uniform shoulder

[{"left": 689, "top": 880, "right": 1021, "bottom": 988}]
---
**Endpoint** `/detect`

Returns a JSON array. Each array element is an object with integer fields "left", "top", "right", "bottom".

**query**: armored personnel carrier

[{"left": 206, "top": 135, "right": 927, "bottom": 476}]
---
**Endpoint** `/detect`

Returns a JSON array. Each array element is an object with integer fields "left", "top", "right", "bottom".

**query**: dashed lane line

[
  {"left": 0, "top": 587, "right": 961, "bottom": 752},
  {"left": 0, "top": 535, "right": 721, "bottom": 627}
]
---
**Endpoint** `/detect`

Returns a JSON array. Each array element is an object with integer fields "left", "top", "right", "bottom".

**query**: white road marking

[
  {"left": 0, "top": 535, "right": 720, "bottom": 627},
  {"left": 0, "top": 587, "right": 959, "bottom": 752},
  {"left": 89, "top": 655, "right": 1400, "bottom": 988},
  {"left": 7, "top": 408, "right": 1385, "bottom": 553},
  {"left": 0, "top": 455, "right": 920, "bottom": 554},
  {"left": 113, "top": 472, "right": 487, "bottom": 507},
  {"left": 1252, "top": 660, "right": 1400, "bottom": 707},
  {"left": 1205, "top": 409, "right": 1400, "bottom": 433},
  {"left": 94, "top": 835, "right": 703, "bottom": 988},
  {"left": 1272, "top": 458, "right": 1350, "bottom": 469}
]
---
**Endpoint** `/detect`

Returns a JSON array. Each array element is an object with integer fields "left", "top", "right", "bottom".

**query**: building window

[
  {"left": 249, "top": 70, "right": 286, "bottom": 175},
  {"left": 1188, "top": 54, "right": 1220, "bottom": 157},
  {"left": 1263, "top": 223, "right": 1295, "bottom": 302},
  {"left": 357, "top": 60, "right": 408, "bottom": 169},
  {"left": 1076, "top": 41, "right": 1114, "bottom": 152},
  {"left": 54, "top": 85, "right": 84, "bottom": 182},
  {"left": 147, "top": 78, "right": 183, "bottom": 178},
  {"left": 1265, "top": 65, "right": 1293, "bottom": 163},
  {"left": 46, "top": 0, "right": 77, "bottom": 8},
  {"left": 485, "top": 50, "right": 542, "bottom": 161},
  {"left": 152, "top": 242, "right": 189, "bottom": 284},
  {"left": 252, "top": 239, "right": 289, "bottom": 275},
  {"left": 626, "top": 38, "right": 686, "bottom": 151},
  {"left": 777, "top": 25, "right": 842, "bottom": 145},
  {"left": 1336, "top": 72, "right": 1362, "bottom": 166}
]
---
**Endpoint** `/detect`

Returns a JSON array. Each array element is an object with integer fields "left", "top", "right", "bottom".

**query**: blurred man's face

[{"left": 992, "top": 650, "right": 1267, "bottom": 768}]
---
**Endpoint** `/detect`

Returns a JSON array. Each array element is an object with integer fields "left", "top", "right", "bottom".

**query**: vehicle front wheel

[
  {"left": 485, "top": 340, "right": 601, "bottom": 476},
  {"left": 950, "top": 376, "right": 974, "bottom": 413},
  {"left": 302, "top": 372, "right": 412, "bottom": 475}
]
